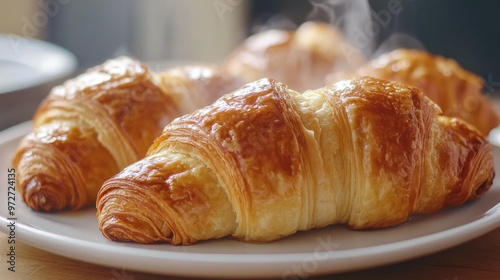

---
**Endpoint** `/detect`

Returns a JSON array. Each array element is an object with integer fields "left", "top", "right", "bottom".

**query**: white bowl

[{"left": 0, "top": 35, "right": 77, "bottom": 131}]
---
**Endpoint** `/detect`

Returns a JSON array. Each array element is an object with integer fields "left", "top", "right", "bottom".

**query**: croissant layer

[{"left": 97, "top": 77, "right": 494, "bottom": 244}]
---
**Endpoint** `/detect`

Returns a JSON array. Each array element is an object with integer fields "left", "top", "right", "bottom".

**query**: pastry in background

[
  {"left": 97, "top": 77, "right": 493, "bottom": 245},
  {"left": 224, "top": 21, "right": 365, "bottom": 92},
  {"left": 327, "top": 48, "right": 500, "bottom": 135},
  {"left": 12, "top": 57, "right": 243, "bottom": 211}
]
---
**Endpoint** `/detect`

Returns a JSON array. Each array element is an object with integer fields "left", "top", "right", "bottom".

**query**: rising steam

[{"left": 307, "top": 0, "right": 426, "bottom": 59}]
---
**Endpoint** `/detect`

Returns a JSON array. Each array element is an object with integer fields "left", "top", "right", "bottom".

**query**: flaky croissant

[
  {"left": 12, "top": 56, "right": 242, "bottom": 211},
  {"left": 327, "top": 48, "right": 500, "bottom": 135},
  {"left": 97, "top": 77, "right": 494, "bottom": 245},
  {"left": 224, "top": 21, "right": 365, "bottom": 92}
]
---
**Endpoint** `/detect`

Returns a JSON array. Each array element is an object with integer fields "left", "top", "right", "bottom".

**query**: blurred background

[{"left": 1, "top": 0, "right": 500, "bottom": 130}]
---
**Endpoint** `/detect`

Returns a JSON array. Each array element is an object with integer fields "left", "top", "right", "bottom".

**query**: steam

[
  {"left": 307, "top": 0, "right": 374, "bottom": 57},
  {"left": 371, "top": 33, "right": 426, "bottom": 58},
  {"left": 307, "top": 0, "right": 425, "bottom": 59},
  {"left": 251, "top": 14, "right": 297, "bottom": 34}
]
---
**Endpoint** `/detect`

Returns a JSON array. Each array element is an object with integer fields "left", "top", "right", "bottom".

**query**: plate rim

[{"left": 0, "top": 35, "right": 77, "bottom": 95}]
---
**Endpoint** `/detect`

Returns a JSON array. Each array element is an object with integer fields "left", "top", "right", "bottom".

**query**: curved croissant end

[
  {"left": 97, "top": 77, "right": 494, "bottom": 245},
  {"left": 98, "top": 153, "right": 237, "bottom": 245},
  {"left": 13, "top": 125, "right": 117, "bottom": 211},
  {"left": 414, "top": 116, "right": 495, "bottom": 214}
]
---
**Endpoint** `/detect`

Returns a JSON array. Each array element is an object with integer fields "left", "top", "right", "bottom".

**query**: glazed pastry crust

[
  {"left": 327, "top": 48, "right": 500, "bottom": 135},
  {"left": 12, "top": 57, "right": 242, "bottom": 211},
  {"left": 97, "top": 77, "right": 494, "bottom": 245}
]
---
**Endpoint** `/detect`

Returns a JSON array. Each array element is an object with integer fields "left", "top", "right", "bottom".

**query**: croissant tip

[
  {"left": 98, "top": 214, "right": 175, "bottom": 244},
  {"left": 23, "top": 178, "right": 75, "bottom": 212},
  {"left": 100, "top": 226, "right": 132, "bottom": 242},
  {"left": 473, "top": 172, "right": 495, "bottom": 199},
  {"left": 24, "top": 188, "right": 63, "bottom": 212}
]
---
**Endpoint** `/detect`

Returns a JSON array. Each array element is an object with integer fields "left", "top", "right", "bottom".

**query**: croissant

[
  {"left": 327, "top": 48, "right": 500, "bottom": 135},
  {"left": 96, "top": 76, "right": 494, "bottom": 245},
  {"left": 224, "top": 21, "right": 365, "bottom": 92},
  {"left": 12, "top": 56, "right": 242, "bottom": 211}
]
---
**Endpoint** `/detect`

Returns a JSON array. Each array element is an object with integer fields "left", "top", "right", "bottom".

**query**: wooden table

[{"left": 1, "top": 226, "right": 500, "bottom": 280}]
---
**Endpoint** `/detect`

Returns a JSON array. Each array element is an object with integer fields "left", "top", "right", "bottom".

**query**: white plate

[
  {"left": 0, "top": 35, "right": 77, "bottom": 94},
  {"left": 1, "top": 122, "right": 500, "bottom": 279}
]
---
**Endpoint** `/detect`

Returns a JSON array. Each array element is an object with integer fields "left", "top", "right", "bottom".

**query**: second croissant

[{"left": 12, "top": 57, "right": 242, "bottom": 211}]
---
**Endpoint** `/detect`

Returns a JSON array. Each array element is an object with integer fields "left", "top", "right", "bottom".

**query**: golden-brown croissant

[
  {"left": 97, "top": 77, "right": 494, "bottom": 245},
  {"left": 327, "top": 48, "right": 500, "bottom": 135},
  {"left": 12, "top": 56, "right": 243, "bottom": 211},
  {"left": 224, "top": 21, "right": 365, "bottom": 92}
]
